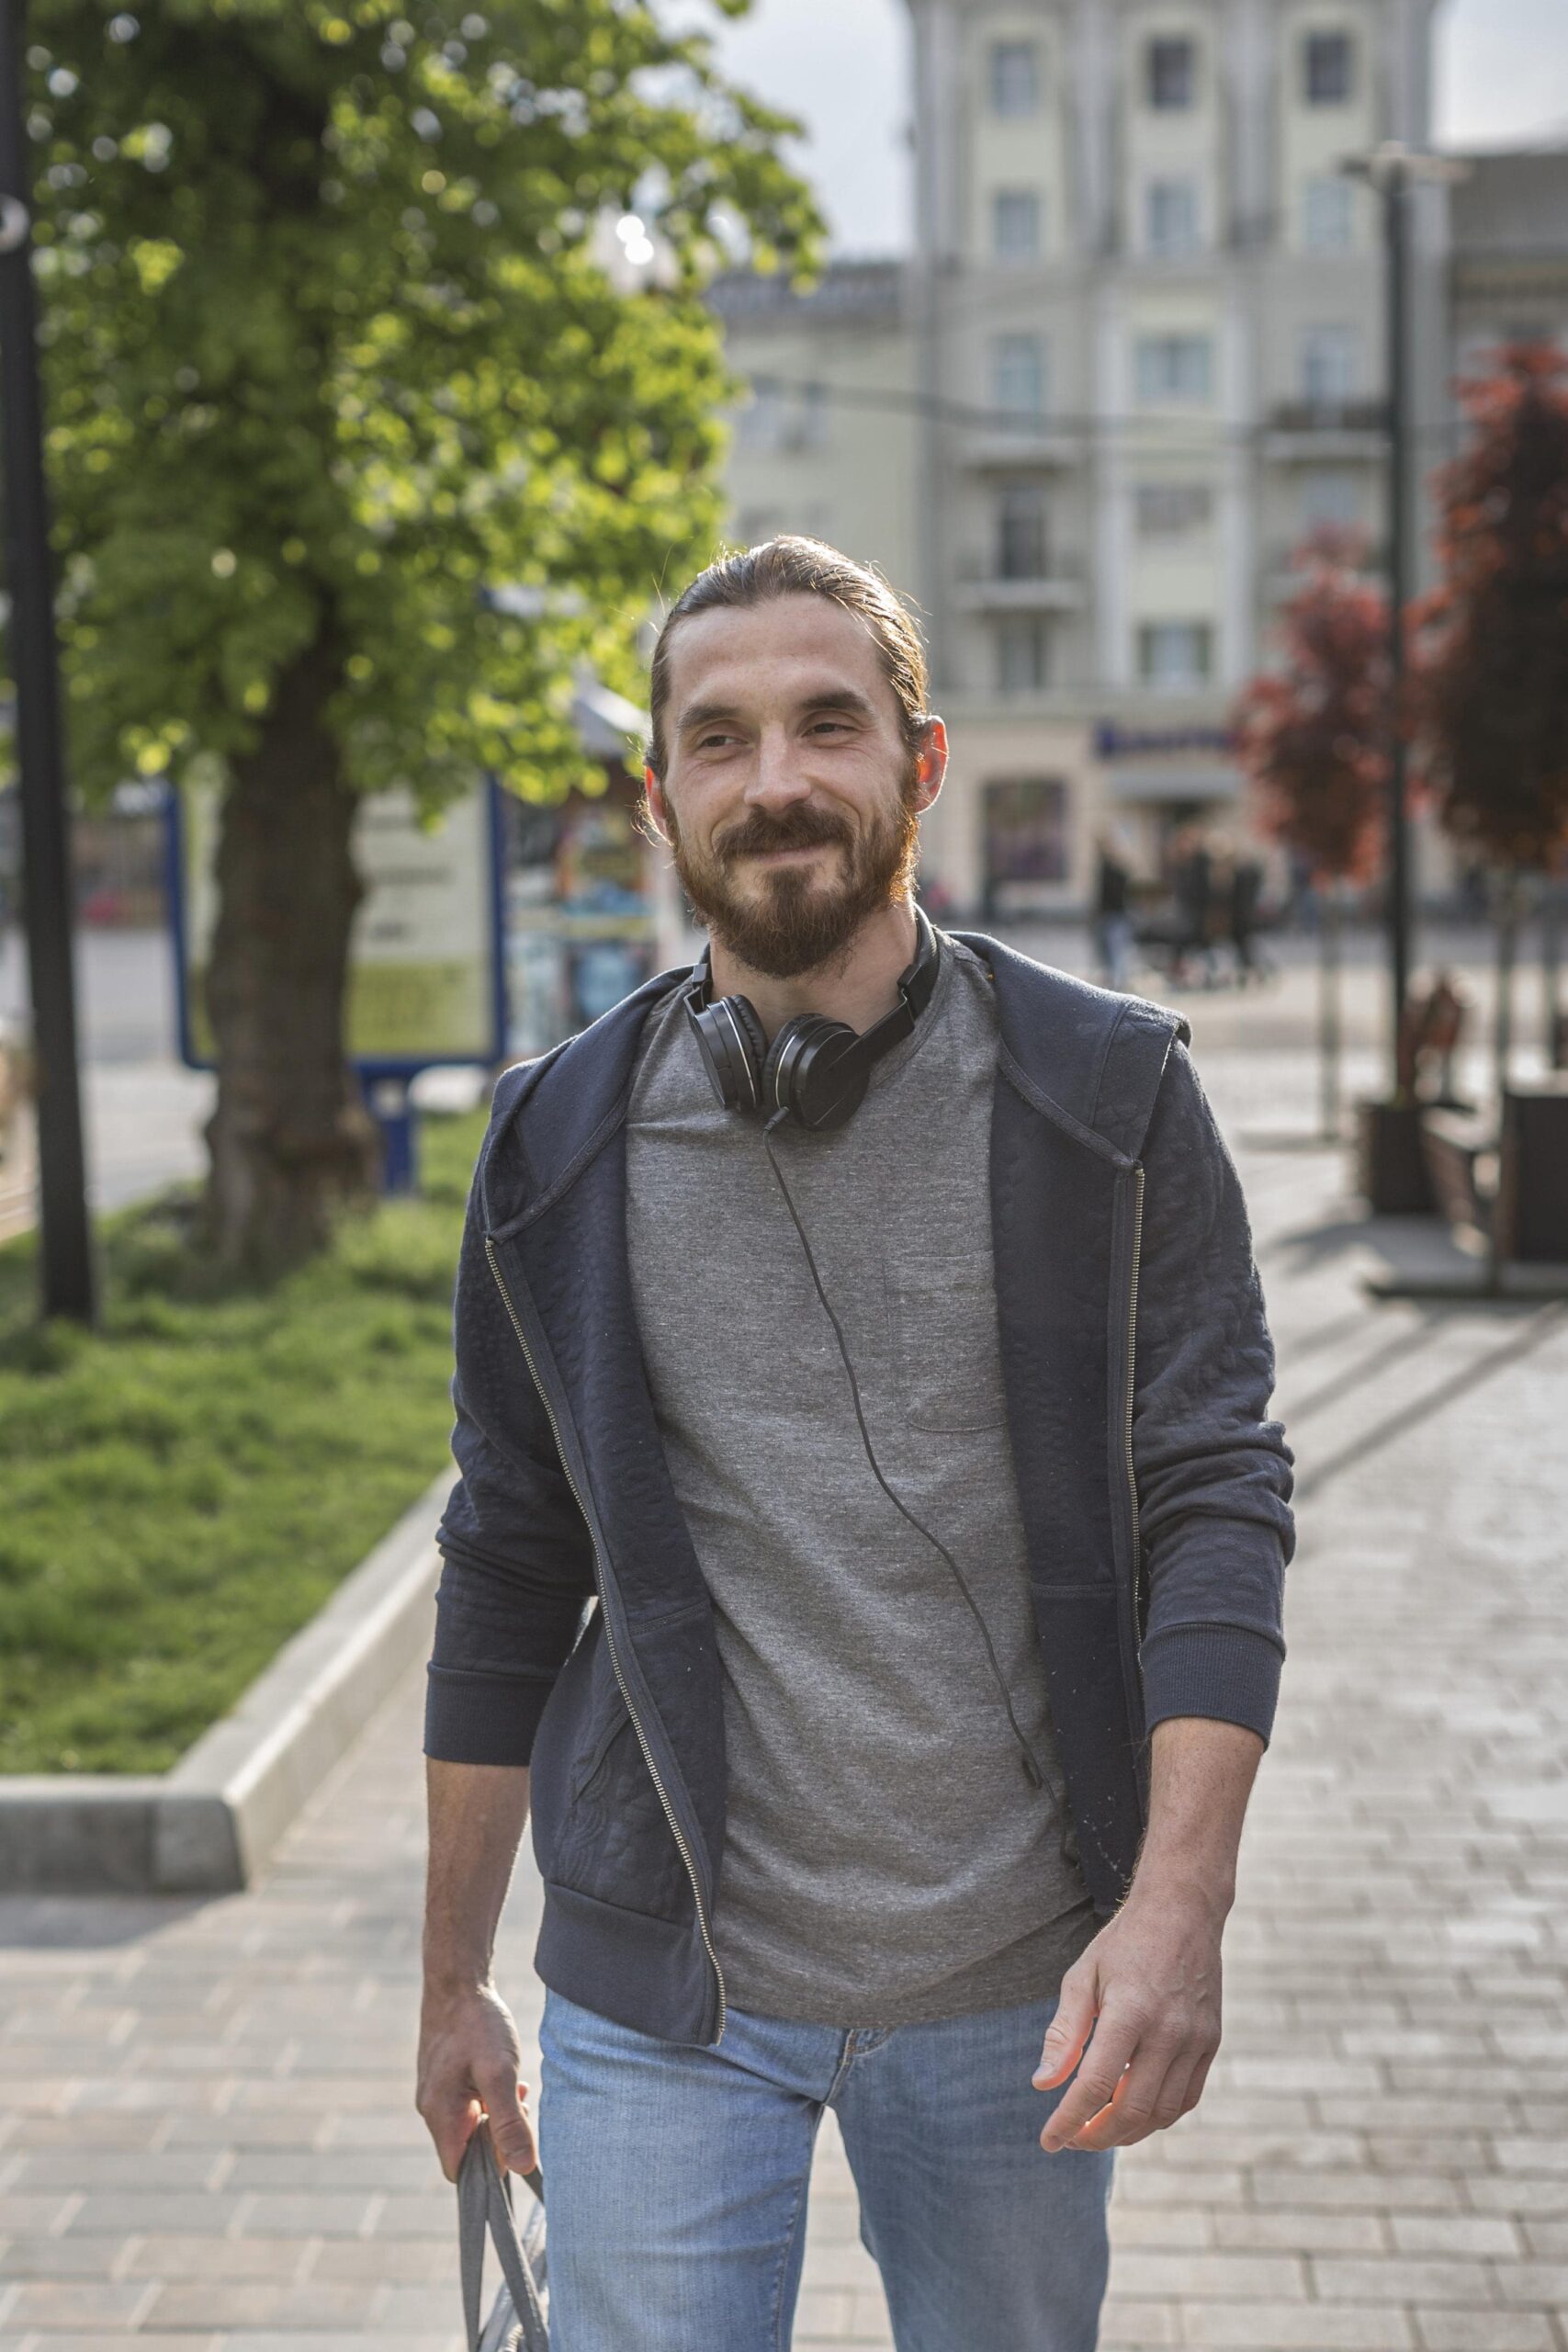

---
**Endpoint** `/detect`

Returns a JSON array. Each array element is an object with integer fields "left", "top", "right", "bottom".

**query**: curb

[{"left": 0, "top": 1474, "right": 447, "bottom": 1895}]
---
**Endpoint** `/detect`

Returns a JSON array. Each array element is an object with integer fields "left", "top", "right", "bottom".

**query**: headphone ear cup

[
  {"left": 690, "top": 990, "right": 770, "bottom": 1112},
  {"left": 727, "top": 992, "right": 769, "bottom": 1079},
  {"left": 767, "top": 1016, "right": 869, "bottom": 1132}
]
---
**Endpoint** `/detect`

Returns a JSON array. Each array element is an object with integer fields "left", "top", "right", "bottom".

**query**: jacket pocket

[
  {"left": 885, "top": 1249, "right": 1006, "bottom": 1432},
  {"left": 571, "top": 1689, "right": 631, "bottom": 1804}
]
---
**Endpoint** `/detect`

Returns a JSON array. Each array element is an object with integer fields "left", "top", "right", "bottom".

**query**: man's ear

[
  {"left": 641, "top": 765, "right": 671, "bottom": 843},
  {"left": 915, "top": 718, "right": 950, "bottom": 812}
]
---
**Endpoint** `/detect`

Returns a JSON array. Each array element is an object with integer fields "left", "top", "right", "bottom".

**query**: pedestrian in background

[
  {"left": 1093, "top": 827, "right": 1137, "bottom": 993},
  {"left": 1170, "top": 824, "right": 1215, "bottom": 986},
  {"left": 1229, "top": 853, "right": 1268, "bottom": 986}
]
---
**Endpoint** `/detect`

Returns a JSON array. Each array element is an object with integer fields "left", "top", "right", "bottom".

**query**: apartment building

[
  {"left": 714, "top": 0, "right": 1454, "bottom": 916},
  {"left": 1450, "top": 146, "right": 1568, "bottom": 371}
]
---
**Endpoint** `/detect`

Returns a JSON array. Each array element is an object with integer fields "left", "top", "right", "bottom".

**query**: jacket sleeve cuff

[
  {"left": 423, "top": 1666, "right": 557, "bottom": 1766},
  {"left": 1139, "top": 1622, "right": 1284, "bottom": 1748}
]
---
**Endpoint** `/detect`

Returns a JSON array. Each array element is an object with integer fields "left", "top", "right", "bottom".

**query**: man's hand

[
  {"left": 1032, "top": 1715, "right": 1264, "bottom": 2154},
  {"left": 416, "top": 1979, "right": 537, "bottom": 2183},
  {"left": 1032, "top": 1878, "right": 1224, "bottom": 2152}
]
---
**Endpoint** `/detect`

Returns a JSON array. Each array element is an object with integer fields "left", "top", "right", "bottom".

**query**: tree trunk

[
  {"left": 1493, "top": 866, "right": 1520, "bottom": 1111},
  {"left": 202, "top": 638, "right": 378, "bottom": 1271},
  {"left": 1318, "top": 883, "right": 1343, "bottom": 1141}
]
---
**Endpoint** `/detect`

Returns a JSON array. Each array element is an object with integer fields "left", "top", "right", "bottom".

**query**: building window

[
  {"left": 996, "top": 618, "right": 1049, "bottom": 694},
  {"left": 798, "top": 381, "right": 829, "bottom": 448},
  {"left": 990, "top": 39, "right": 1039, "bottom": 117},
  {"left": 1135, "top": 482, "right": 1213, "bottom": 537},
  {"left": 982, "top": 779, "right": 1068, "bottom": 905},
  {"left": 1303, "top": 175, "right": 1353, "bottom": 252},
  {"left": 992, "top": 332, "right": 1048, "bottom": 420},
  {"left": 1145, "top": 177, "right": 1201, "bottom": 258},
  {"left": 992, "top": 188, "right": 1042, "bottom": 263},
  {"left": 736, "top": 376, "right": 785, "bottom": 450},
  {"left": 734, "top": 377, "right": 829, "bottom": 452},
  {"left": 1300, "top": 323, "right": 1359, "bottom": 406},
  {"left": 1300, "top": 469, "right": 1360, "bottom": 531},
  {"left": 997, "top": 483, "right": 1048, "bottom": 579},
  {"left": 1138, "top": 621, "right": 1213, "bottom": 690},
  {"left": 1134, "top": 334, "right": 1213, "bottom": 403},
  {"left": 1304, "top": 29, "right": 1353, "bottom": 105},
  {"left": 1146, "top": 36, "right": 1196, "bottom": 110}
]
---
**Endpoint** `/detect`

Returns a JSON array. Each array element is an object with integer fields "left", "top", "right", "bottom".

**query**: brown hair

[{"left": 645, "top": 536, "right": 930, "bottom": 781}]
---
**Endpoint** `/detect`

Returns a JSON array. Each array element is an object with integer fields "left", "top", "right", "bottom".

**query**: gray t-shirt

[{"left": 625, "top": 937, "right": 1099, "bottom": 2026}]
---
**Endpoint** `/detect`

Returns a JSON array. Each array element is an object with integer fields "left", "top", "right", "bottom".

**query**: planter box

[
  {"left": 1354, "top": 1098, "right": 1434, "bottom": 1216},
  {"left": 1500, "top": 1080, "right": 1568, "bottom": 1263}
]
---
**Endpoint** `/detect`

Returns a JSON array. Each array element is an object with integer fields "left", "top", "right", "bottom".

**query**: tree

[
  {"left": 1413, "top": 344, "right": 1568, "bottom": 1098},
  {"left": 22, "top": 0, "right": 817, "bottom": 1268},
  {"left": 1232, "top": 530, "right": 1388, "bottom": 1137}
]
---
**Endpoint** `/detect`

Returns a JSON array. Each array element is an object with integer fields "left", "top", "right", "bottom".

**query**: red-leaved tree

[
  {"left": 1232, "top": 531, "right": 1388, "bottom": 1135},
  {"left": 1413, "top": 344, "right": 1568, "bottom": 1093}
]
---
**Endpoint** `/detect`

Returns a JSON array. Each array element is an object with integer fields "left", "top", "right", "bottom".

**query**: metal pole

[
  {"left": 0, "top": 0, "right": 96, "bottom": 1320},
  {"left": 1384, "top": 165, "right": 1414, "bottom": 1086}
]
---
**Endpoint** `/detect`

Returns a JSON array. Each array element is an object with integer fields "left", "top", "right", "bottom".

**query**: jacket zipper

[
  {"left": 483, "top": 1236, "right": 728, "bottom": 2045},
  {"left": 1122, "top": 1164, "right": 1147, "bottom": 1688}
]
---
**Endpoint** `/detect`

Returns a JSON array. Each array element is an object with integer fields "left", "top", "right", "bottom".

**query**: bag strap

[{"left": 457, "top": 2123, "right": 548, "bottom": 2352}]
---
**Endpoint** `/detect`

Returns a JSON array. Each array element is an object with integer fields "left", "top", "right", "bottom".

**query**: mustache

[{"left": 714, "top": 805, "right": 855, "bottom": 864}]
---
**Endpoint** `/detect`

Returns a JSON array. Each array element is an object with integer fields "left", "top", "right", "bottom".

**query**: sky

[{"left": 693, "top": 0, "right": 1568, "bottom": 255}]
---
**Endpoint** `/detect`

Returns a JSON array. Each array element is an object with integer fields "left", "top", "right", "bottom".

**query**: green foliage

[
  {"left": 0, "top": 1109, "right": 485, "bottom": 1772},
  {"left": 23, "top": 0, "right": 819, "bottom": 807}
]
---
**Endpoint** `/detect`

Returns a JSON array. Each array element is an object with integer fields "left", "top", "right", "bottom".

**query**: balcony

[
  {"left": 961, "top": 424, "right": 1084, "bottom": 471},
  {"left": 953, "top": 555, "right": 1087, "bottom": 614},
  {"left": 1264, "top": 399, "right": 1388, "bottom": 462}
]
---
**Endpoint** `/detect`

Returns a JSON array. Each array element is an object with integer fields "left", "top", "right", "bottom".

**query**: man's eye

[{"left": 808, "top": 718, "right": 849, "bottom": 735}]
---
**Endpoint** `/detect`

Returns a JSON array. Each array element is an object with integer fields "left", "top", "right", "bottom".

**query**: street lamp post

[
  {"left": 0, "top": 0, "right": 96, "bottom": 1322},
  {"left": 1339, "top": 141, "right": 1468, "bottom": 1099}
]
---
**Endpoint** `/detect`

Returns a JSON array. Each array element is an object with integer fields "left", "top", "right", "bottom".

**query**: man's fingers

[
  {"left": 1039, "top": 2004, "right": 1142, "bottom": 2152},
  {"left": 1032, "top": 1972, "right": 1098, "bottom": 2089},
  {"left": 479, "top": 2069, "right": 537, "bottom": 2175},
  {"left": 425, "top": 2093, "right": 483, "bottom": 2185},
  {"left": 1061, "top": 2030, "right": 1220, "bottom": 2153},
  {"left": 1064, "top": 2039, "right": 1182, "bottom": 2152}
]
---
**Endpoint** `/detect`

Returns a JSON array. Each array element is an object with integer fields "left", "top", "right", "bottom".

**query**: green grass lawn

[{"left": 0, "top": 1111, "right": 486, "bottom": 1775}]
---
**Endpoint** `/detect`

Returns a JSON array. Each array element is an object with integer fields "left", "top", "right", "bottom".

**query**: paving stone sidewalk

[{"left": 2, "top": 1047, "right": 1565, "bottom": 2352}]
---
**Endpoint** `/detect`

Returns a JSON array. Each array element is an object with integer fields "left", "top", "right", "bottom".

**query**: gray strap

[{"left": 457, "top": 2124, "right": 549, "bottom": 2351}]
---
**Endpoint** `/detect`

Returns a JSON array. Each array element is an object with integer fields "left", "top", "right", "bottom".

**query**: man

[
  {"left": 417, "top": 538, "right": 1293, "bottom": 2350},
  {"left": 1092, "top": 827, "right": 1136, "bottom": 993}
]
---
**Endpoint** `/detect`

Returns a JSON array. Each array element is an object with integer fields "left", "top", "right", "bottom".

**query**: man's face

[{"left": 646, "top": 594, "right": 945, "bottom": 979}]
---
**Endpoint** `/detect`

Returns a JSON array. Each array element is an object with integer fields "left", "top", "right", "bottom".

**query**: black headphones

[{"left": 682, "top": 908, "right": 941, "bottom": 1134}]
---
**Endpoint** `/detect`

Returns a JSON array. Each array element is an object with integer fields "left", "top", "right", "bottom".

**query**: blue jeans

[{"left": 536, "top": 1987, "right": 1114, "bottom": 2352}]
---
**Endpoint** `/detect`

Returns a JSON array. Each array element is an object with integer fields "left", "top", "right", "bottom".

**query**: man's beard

[{"left": 663, "top": 773, "right": 921, "bottom": 981}]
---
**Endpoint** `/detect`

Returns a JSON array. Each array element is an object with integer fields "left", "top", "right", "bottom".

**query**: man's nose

[{"left": 747, "top": 729, "right": 812, "bottom": 808}]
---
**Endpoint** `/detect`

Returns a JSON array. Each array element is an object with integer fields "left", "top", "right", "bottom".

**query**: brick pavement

[{"left": 2, "top": 1042, "right": 1565, "bottom": 2351}]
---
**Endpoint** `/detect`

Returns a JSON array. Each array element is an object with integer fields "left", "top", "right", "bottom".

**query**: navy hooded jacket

[{"left": 424, "top": 933, "right": 1294, "bottom": 2047}]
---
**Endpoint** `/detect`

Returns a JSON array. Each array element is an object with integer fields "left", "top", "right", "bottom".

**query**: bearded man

[{"left": 416, "top": 537, "right": 1293, "bottom": 2351}]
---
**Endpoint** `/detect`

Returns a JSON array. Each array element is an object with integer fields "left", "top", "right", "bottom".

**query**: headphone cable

[{"left": 762, "top": 1113, "right": 1047, "bottom": 1793}]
